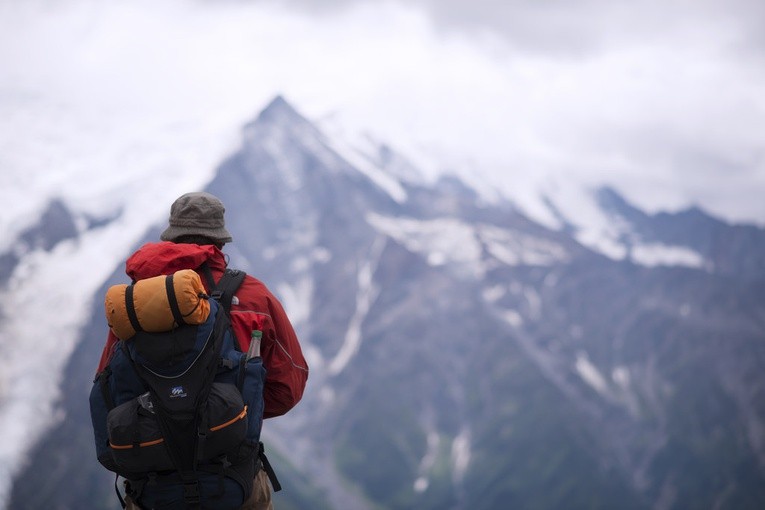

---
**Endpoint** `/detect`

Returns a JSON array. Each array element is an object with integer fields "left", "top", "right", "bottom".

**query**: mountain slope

[{"left": 7, "top": 96, "right": 765, "bottom": 509}]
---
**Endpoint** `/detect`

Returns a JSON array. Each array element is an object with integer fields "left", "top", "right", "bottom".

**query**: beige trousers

[
  {"left": 124, "top": 470, "right": 273, "bottom": 510},
  {"left": 239, "top": 469, "right": 274, "bottom": 510}
]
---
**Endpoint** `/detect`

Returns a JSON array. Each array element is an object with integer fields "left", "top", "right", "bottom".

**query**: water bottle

[{"left": 247, "top": 330, "right": 262, "bottom": 360}]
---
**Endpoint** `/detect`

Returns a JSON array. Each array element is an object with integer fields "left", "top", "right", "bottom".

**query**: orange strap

[
  {"left": 210, "top": 406, "right": 248, "bottom": 432},
  {"left": 110, "top": 437, "right": 164, "bottom": 450}
]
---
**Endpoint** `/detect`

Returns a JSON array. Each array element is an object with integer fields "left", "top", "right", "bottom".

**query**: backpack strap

[
  {"left": 95, "top": 366, "right": 115, "bottom": 411},
  {"left": 197, "top": 263, "right": 246, "bottom": 314},
  {"left": 124, "top": 285, "right": 142, "bottom": 334},
  {"left": 212, "top": 269, "right": 246, "bottom": 313},
  {"left": 198, "top": 262, "right": 217, "bottom": 292},
  {"left": 165, "top": 273, "right": 187, "bottom": 327},
  {"left": 258, "top": 442, "right": 282, "bottom": 492},
  {"left": 114, "top": 474, "right": 126, "bottom": 509}
]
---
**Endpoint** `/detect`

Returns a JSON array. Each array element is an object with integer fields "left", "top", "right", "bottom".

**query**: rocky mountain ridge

[{"left": 4, "top": 96, "right": 765, "bottom": 509}]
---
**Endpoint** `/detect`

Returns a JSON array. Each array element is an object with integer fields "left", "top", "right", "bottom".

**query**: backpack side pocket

[
  {"left": 201, "top": 382, "right": 249, "bottom": 459},
  {"left": 238, "top": 355, "right": 266, "bottom": 445},
  {"left": 89, "top": 370, "right": 117, "bottom": 472},
  {"left": 107, "top": 396, "right": 175, "bottom": 474}
]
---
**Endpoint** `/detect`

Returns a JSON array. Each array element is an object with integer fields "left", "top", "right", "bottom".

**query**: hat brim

[{"left": 160, "top": 224, "right": 233, "bottom": 243}]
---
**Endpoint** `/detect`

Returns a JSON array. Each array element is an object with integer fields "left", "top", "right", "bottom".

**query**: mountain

[{"left": 4, "top": 96, "right": 765, "bottom": 509}]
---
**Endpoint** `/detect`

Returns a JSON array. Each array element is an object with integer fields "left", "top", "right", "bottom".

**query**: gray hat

[{"left": 160, "top": 192, "right": 233, "bottom": 243}]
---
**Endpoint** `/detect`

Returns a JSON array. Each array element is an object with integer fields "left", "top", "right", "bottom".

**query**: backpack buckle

[{"left": 183, "top": 481, "right": 200, "bottom": 505}]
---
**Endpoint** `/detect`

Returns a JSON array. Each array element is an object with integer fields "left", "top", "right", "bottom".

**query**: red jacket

[{"left": 96, "top": 242, "right": 308, "bottom": 418}]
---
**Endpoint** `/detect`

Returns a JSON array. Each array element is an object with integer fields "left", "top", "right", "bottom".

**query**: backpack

[{"left": 89, "top": 268, "right": 273, "bottom": 509}]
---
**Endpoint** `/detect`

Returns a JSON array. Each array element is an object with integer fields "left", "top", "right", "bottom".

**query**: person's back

[{"left": 94, "top": 192, "right": 309, "bottom": 509}]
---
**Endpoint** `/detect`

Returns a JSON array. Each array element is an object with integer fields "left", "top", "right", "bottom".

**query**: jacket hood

[{"left": 125, "top": 242, "right": 227, "bottom": 281}]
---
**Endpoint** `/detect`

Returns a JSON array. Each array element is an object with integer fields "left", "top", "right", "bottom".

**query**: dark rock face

[{"left": 1, "top": 199, "right": 78, "bottom": 287}]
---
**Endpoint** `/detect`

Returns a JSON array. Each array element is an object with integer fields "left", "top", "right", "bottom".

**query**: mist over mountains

[{"left": 2, "top": 97, "right": 765, "bottom": 509}]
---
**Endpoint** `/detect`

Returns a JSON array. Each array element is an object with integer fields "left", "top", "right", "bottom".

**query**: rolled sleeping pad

[{"left": 105, "top": 269, "right": 210, "bottom": 340}]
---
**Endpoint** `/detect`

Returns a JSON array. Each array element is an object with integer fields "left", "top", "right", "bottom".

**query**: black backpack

[{"left": 90, "top": 269, "right": 276, "bottom": 509}]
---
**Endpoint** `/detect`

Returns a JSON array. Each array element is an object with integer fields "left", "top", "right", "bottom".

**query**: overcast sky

[{"left": 1, "top": 0, "right": 764, "bottom": 230}]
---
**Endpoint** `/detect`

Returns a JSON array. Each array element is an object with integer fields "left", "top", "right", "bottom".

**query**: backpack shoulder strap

[
  {"left": 197, "top": 262, "right": 247, "bottom": 313},
  {"left": 211, "top": 268, "right": 246, "bottom": 313}
]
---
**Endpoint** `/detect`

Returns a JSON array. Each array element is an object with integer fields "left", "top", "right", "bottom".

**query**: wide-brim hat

[{"left": 160, "top": 191, "right": 233, "bottom": 243}]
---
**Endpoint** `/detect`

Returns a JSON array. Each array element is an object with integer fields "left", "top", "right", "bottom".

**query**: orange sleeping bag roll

[{"left": 105, "top": 269, "right": 211, "bottom": 340}]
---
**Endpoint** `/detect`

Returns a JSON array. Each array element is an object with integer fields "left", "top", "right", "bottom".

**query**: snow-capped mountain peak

[{"left": 3, "top": 96, "right": 765, "bottom": 510}]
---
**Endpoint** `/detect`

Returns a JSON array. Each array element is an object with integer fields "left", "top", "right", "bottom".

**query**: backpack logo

[{"left": 170, "top": 386, "right": 187, "bottom": 398}]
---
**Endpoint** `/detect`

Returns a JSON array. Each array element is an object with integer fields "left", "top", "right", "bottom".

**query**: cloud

[
  {"left": 1, "top": 0, "right": 763, "bottom": 228},
  {"left": 230, "top": 0, "right": 765, "bottom": 57}
]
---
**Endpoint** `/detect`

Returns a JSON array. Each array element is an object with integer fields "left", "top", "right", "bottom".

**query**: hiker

[{"left": 95, "top": 191, "right": 309, "bottom": 509}]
